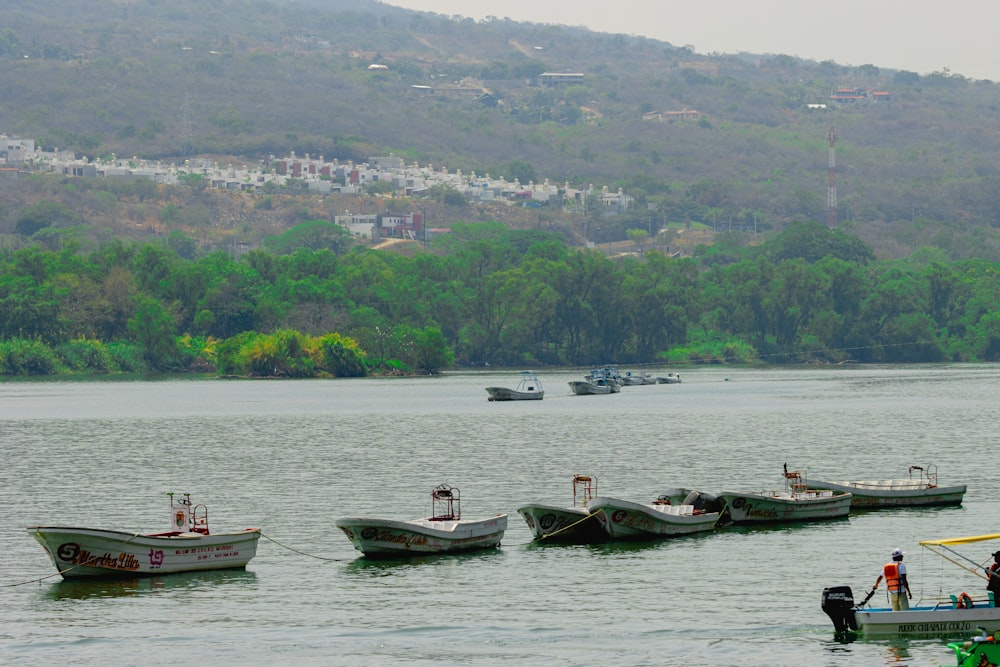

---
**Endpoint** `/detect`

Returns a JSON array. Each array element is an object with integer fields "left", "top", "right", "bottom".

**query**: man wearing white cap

[{"left": 873, "top": 548, "right": 911, "bottom": 610}]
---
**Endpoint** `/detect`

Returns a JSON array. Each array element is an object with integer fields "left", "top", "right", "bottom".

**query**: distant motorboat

[
  {"left": 569, "top": 367, "right": 621, "bottom": 395},
  {"left": 656, "top": 373, "right": 682, "bottom": 384},
  {"left": 486, "top": 371, "right": 545, "bottom": 401}
]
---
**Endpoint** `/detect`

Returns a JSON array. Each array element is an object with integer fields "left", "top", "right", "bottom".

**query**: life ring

[{"left": 957, "top": 592, "right": 974, "bottom": 609}]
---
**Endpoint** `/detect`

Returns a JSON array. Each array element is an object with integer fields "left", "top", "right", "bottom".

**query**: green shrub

[{"left": 0, "top": 337, "right": 61, "bottom": 375}]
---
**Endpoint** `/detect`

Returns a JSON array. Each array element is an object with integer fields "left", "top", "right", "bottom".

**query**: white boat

[
  {"left": 517, "top": 474, "right": 606, "bottom": 543},
  {"left": 587, "top": 495, "right": 721, "bottom": 539},
  {"left": 621, "top": 370, "right": 654, "bottom": 386},
  {"left": 656, "top": 373, "right": 682, "bottom": 384},
  {"left": 27, "top": 493, "right": 260, "bottom": 579},
  {"left": 568, "top": 367, "right": 621, "bottom": 395},
  {"left": 808, "top": 464, "right": 966, "bottom": 509},
  {"left": 485, "top": 371, "right": 544, "bottom": 401},
  {"left": 718, "top": 465, "right": 852, "bottom": 524},
  {"left": 822, "top": 533, "right": 1000, "bottom": 637},
  {"left": 335, "top": 484, "right": 507, "bottom": 558}
]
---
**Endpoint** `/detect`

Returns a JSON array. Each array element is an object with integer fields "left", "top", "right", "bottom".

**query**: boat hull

[
  {"left": 807, "top": 479, "right": 966, "bottom": 508},
  {"left": 516, "top": 504, "right": 606, "bottom": 543},
  {"left": 855, "top": 605, "right": 1000, "bottom": 637},
  {"left": 335, "top": 515, "right": 507, "bottom": 557},
  {"left": 587, "top": 497, "right": 720, "bottom": 539},
  {"left": 27, "top": 526, "right": 261, "bottom": 579},
  {"left": 718, "top": 491, "right": 852, "bottom": 524}
]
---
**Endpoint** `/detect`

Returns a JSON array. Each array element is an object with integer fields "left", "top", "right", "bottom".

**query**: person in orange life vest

[
  {"left": 873, "top": 548, "right": 911, "bottom": 611},
  {"left": 986, "top": 550, "right": 1000, "bottom": 602}
]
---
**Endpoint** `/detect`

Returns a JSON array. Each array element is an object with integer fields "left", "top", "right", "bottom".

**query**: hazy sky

[{"left": 385, "top": 0, "right": 1000, "bottom": 81}]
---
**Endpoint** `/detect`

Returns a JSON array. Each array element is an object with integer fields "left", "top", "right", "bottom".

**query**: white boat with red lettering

[
  {"left": 27, "top": 493, "right": 261, "bottom": 579},
  {"left": 717, "top": 465, "right": 852, "bottom": 524},
  {"left": 808, "top": 464, "right": 966, "bottom": 509},
  {"left": 517, "top": 474, "right": 607, "bottom": 543},
  {"left": 335, "top": 484, "right": 507, "bottom": 558},
  {"left": 587, "top": 490, "right": 722, "bottom": 539}
]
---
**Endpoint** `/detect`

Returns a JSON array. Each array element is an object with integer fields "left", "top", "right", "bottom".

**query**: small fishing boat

[
  {"left": 335, "top": 484, "right": 507, "bottom": 558},
  {"left": 808, "top": 464, "right": 966, "bottom": 509},
  {"left": 821, "top": 533, "right": 1000, "bottom": 637},
  {"left": 485, "top": 371, "right": 544, "bottom": 401},
  {"left": 717, "top": 465, "right": 852, "bottom": 524},
  {"left": 517, "top": 474, "right": 606, "bottom": 543},
  {"left": 946, "top": 628, "right": 1000, "bottom": 666},
  {"left": 568, "top": 367, "right": 621, "bottom": 395},
  {"left": 656, "top": 373, "right": 682, "bottom": 384},
  {"left": 587, "top": 493, "right": 721, "bottom": 539},
  {"left": 621, "top": 371, "right": 655, "bottom": 386},
  {"left": 27, "top": 493, "right": 261, "bottom": 579}
]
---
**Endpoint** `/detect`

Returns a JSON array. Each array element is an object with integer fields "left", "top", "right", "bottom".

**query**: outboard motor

[
  {"left": 681, "top": 489, "right": 725, "bottom": 513},
  {"left": 822, "top": 586, "right": 858, "bottom": 633}
]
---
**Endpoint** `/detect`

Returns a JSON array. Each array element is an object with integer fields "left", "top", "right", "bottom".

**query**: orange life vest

[{"left": 883, "top": 562, "right": 903, "bottom": 592}]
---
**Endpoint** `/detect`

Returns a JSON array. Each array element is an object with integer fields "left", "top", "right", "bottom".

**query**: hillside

[{"left": 2, "top": 0, "right": 1000, "bottom": 259}]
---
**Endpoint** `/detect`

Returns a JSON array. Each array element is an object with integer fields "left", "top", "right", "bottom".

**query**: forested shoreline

[{"left": 2, "top": 219, "right": 998, "bottom": 378}]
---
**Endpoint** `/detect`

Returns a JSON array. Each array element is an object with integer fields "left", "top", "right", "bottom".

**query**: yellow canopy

[{"left": 920, "top": 533, "right": 1000, "bottom": 547}]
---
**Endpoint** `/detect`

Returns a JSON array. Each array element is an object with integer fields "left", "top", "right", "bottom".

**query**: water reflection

[
  {"left": 340, "top": 547, "right": 504, "bottom": 574},
  {"left": 40, "top": 569, "right": 258, "bottom": 601}
]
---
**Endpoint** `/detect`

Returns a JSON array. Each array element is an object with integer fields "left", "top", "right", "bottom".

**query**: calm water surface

[{"left": 2, "top": 365, "right": 999, "bottom": 666}]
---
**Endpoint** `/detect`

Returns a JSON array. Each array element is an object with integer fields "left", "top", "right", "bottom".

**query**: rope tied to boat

[
  {"left": 259, "top": 532, "right": 352, "bottom": 561},
  {"left": 530, "top": 511, "right": 601, "bottom": 544}
]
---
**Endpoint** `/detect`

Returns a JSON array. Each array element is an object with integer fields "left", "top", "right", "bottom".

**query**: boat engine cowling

[{"left": 821, "top": 585, "right": 858, "bottom": 633}]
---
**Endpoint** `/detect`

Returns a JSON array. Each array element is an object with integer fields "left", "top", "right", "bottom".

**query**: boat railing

[
  {"left": 909, "top": 464, "right": 938, "bottom": 487},
  {"left": 191, "top": 503, "right": 210, "bottom": 534},
  {"left": 430, "top": 484, "right": 461, "bottom": 521},
  {"left": 572, "top": 474, "right": 596, "bottom": 507}
]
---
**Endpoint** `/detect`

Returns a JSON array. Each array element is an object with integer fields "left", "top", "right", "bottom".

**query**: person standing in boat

[
  {"left": 873, "top": 548, "right": 911, "bottom": 611},
  {"left": 986, "top": 550, "right": 1000, "bottom": 603}
]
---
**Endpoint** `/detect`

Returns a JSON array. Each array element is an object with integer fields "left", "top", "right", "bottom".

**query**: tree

[{"left": 127, "top": 295, "right": 180, "bottom": 371}]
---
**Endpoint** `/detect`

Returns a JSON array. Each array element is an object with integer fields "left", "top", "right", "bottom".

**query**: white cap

[{"left": 891, "top": 548, "right": 904, "bottom": 558}]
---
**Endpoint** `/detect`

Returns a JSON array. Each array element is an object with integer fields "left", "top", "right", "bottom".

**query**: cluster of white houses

[{"left": 1, "top": 135, "right": 634, "bottom": 240}]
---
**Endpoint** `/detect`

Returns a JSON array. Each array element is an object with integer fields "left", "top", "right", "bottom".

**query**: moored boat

[
  {"left": 656, "top": 373, "right": 682, "bottom": 384},
  {"left": 568, "top": 367, "right": 621, "bottom": 395},
  {"left": 335, "top": 484, "right": 507, "bottom": 558},
  {"left": 517, "top": 474, "right": 606, "bottom": 543},
  {"left": 587, "top": 494, "right": 721, "bottom": 539},
  {"left": 718, "top": 465, "right": 852, "bottom": 524},
  {"left": 486, "top": 371, "right": 544, "bottom": 401},
  {"left": 27, "top": 493, "right": 261, "bottom": 579},
  {"left": 822, "top": 533, "right": 1000, "bottom": 638},
  {"left": 621, "top": 370, "right": 654, "bottom": 386},
  {"left": 808, "top": 464, "right": 965, "bottom": 509}
]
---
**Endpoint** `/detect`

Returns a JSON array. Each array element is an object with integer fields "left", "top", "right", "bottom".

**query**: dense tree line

[{"left": 2, "top": 221, "right": 998, "bottom": 376}]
